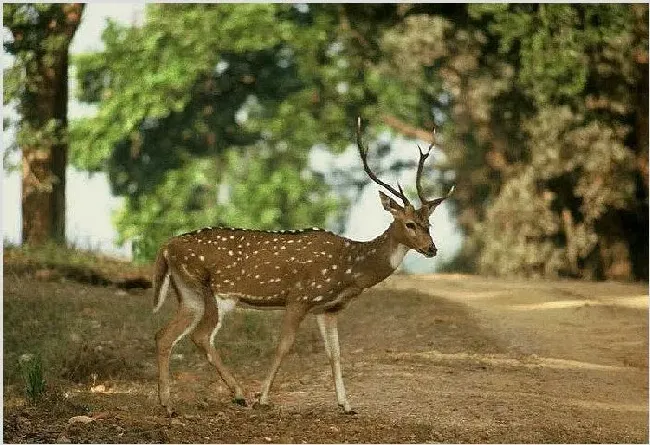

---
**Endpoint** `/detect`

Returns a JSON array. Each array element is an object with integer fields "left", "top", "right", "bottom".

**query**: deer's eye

[{"left": 405, "top": 222, "right": 417, "bottom": 230}]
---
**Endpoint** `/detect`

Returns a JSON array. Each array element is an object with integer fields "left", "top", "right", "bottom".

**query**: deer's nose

[{"left": 427, "top": 245, "right": 438, "bottom": 257}]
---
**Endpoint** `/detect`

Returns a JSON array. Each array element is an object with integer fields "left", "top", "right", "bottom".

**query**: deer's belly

[{"left": 213, "top": 292, "right": 287, "bottom": 309}]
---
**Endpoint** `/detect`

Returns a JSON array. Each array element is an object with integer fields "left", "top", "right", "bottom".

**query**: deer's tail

[{"left": 152, "top": 247, "right": 170, "bottom": 313}]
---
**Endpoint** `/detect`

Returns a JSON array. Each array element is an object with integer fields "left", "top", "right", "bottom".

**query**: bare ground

[{"left": 3, "top": 273, "right": 648, "bottom": 443}]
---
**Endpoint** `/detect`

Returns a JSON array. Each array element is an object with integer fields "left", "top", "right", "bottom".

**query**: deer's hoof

[
  {"left": 339, "top": 404, "right": 357, "bottom": 415},
  {"left": 232, "top": 397, "right": 247, "bottom": 407}
]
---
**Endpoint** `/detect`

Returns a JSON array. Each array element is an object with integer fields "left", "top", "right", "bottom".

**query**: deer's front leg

[
  {"left": 317, "top": 312, "right": 355, "bottom": 414},
  {"left": 257, "top": 303, "right": 309, "bottom": 407}
]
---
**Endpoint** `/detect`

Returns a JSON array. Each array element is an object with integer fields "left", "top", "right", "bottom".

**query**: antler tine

[
  {"left": 416, "top": 126, "right": 455, "bottom": 210},
  {"left": 356, "top": 117, "right": 410, "bottom": 206},
  {"left": 415, "top": 141, "right": 433, "bottom": 205}
]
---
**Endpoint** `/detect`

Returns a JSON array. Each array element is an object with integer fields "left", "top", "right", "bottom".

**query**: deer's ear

[
  {"left": 424, "top": 197, "right": 446, "bottom": 216},
  {"left": 379, "top": 191, "right": 402, "bottom": 216}
]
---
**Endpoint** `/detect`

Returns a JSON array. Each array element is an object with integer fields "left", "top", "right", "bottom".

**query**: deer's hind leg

[
  {"left": 191, "top": 296, "right": 246, "bottom": 405},
  {"left": 155, "top": 273, "right": 205, "bottom": 416}
]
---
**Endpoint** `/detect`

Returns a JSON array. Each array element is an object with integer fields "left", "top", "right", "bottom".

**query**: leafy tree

[
  {"left": 378, "top": 3, "right": 648, "bottom": 280},
  {"left": 71, "top": 4, "right": 414, "bottom": 262},
  {"left": 4, "top": 3, "right": 84, "bottom": 244}
]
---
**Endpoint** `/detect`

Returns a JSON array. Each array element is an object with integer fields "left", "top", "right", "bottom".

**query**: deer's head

[{"left": 357, "top": 118, "right": 454, "bottom": 258}]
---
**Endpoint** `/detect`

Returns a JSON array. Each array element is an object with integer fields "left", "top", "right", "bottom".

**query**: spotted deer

[{"left": 152, "top": 118, "right": 454, "bottom": 415}]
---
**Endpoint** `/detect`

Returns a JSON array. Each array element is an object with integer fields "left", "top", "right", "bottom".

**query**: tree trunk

[{"left": 16, "top": 4, "right": 83, "bottom": 245}]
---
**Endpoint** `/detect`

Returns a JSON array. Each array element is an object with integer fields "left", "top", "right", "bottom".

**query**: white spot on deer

[
  {"left": 274, "top": 252, "right": 279, "bottom": 256},
  {"left": 331, "top": 264, "right": 338, "bottom": 270},
  {"left": 321, "top": 269, "right": 328, "bottom": 275},
  {"left": 316, "top": 284, "right": 322, "bottom": 289},
  {"left": 321, "top": 251, "right": 326, "bottom": 255},
  {"left": 292, "top": 269, "right": 298, "bottom": 274},
  {"left": 216, "top": 269, "right": 221, "bottom": 274},
  {"left": 287, "top": 240, "right": 294, "bottom": 244},
  {"left": 327, "top": 254, "right": 333, "bottom": 259},
  {"left": 344, "top": 242, "right": 350, "bottom": 247},
  {"left": 325, "top": 277, "right": 331, "bottom": 283},
  {"left": 280, "top": 246, "right": 286, "bottom": 250},
  {"left": 253, "top": 250, "right": 259, "bottom": 254},
  {"left": 184, "top": 256, "right": 188, "bottom": 261},
  {"left": 273, "top": 238, "right": 278, "bottom": 242},
  {"left": 370, "top": 248, "right": 377, "bottom": 254},
  {"left": 264, "top": 240, "right": 270, "bottom": 244},
  {"left": 314, "top": 296, "right": 323, "bottom": 302},
  {"left": 228, "top": 250, "right": 234, "bottom": 256},
  {"left": 297, "top": 239, "right": 302, "bottom": 243},
  {"left": 302, "top": 296, "right": 309, "bottom": 301},
  {"left": 345, "top": 268, "right": 352, "bottom": 274},
  {"left": 290, "top": 256, "right": 295, "bottom": 261},
  {"left": 199, "top": 255, "right": 205, "bottom": 262},
  {"left": 355, "top": 255, "right": 365, "bottom": 262},
  {"left": 237, "top": 244, "right": 242, "bottom": 248},
  {"left": 255, "top": 274, "right": 260, "bottom": 279}
]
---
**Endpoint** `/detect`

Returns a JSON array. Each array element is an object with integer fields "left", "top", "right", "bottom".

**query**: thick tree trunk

[
  {"left": 21, "top": 51, "right": 69, "bottom": 245},
  {"left": 16, "top": 4, "right": 82, "bottom": 245}
]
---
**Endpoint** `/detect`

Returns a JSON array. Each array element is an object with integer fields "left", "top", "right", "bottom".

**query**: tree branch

[{"left": 380, "top": 114, "right": 440, "bottom": 149}]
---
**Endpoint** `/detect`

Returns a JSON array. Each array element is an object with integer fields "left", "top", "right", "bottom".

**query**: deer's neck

[{"left": 354, "top": 222, "right": 408, "bottom": 288}]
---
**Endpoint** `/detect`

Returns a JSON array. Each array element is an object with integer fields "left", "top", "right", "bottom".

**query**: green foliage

[
  {"left": 377, "top": 3, "right": 648, "bottom": 280},
  {"left": 72, "top": 4, "right": 408, "bottom": 262},
  {"left": 66, "top": 3, "right": 647, "bottom": 278},
  {"left": 19, "top": 354, "right": 46, "bottom": 403}
]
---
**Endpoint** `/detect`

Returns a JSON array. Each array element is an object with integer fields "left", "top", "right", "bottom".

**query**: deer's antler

[
  {"left": 416, "top": 126, "right": 455, "bottom": 210},
  {"left": 356, "top": 117, "right": 411, "bottom": 207}
]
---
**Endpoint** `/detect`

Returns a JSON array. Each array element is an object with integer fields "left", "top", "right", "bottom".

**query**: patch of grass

[
  {"left": 225, "top": 310, "right": 280, "bottom": 363},
  {"left": 3, "top": 242, "right": 152, "bottom": 288},
  {"left": 19, "top": 354, "right": 46, "bottom": 403},
  {"left": 61, "top": 342, "right": 144, "bottom": 383},
  {"left": 3, "top": 277, "right": 157, "bottom": 392}
]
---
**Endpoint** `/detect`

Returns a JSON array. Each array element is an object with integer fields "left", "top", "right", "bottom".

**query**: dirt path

[{"left": 3, "top": 274, "right": 648, "bottom": 443}]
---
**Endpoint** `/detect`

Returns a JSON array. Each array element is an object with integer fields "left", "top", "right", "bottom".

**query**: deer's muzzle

[{"left": 418, "top": 245, "right": 437, "bottom": 258}]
